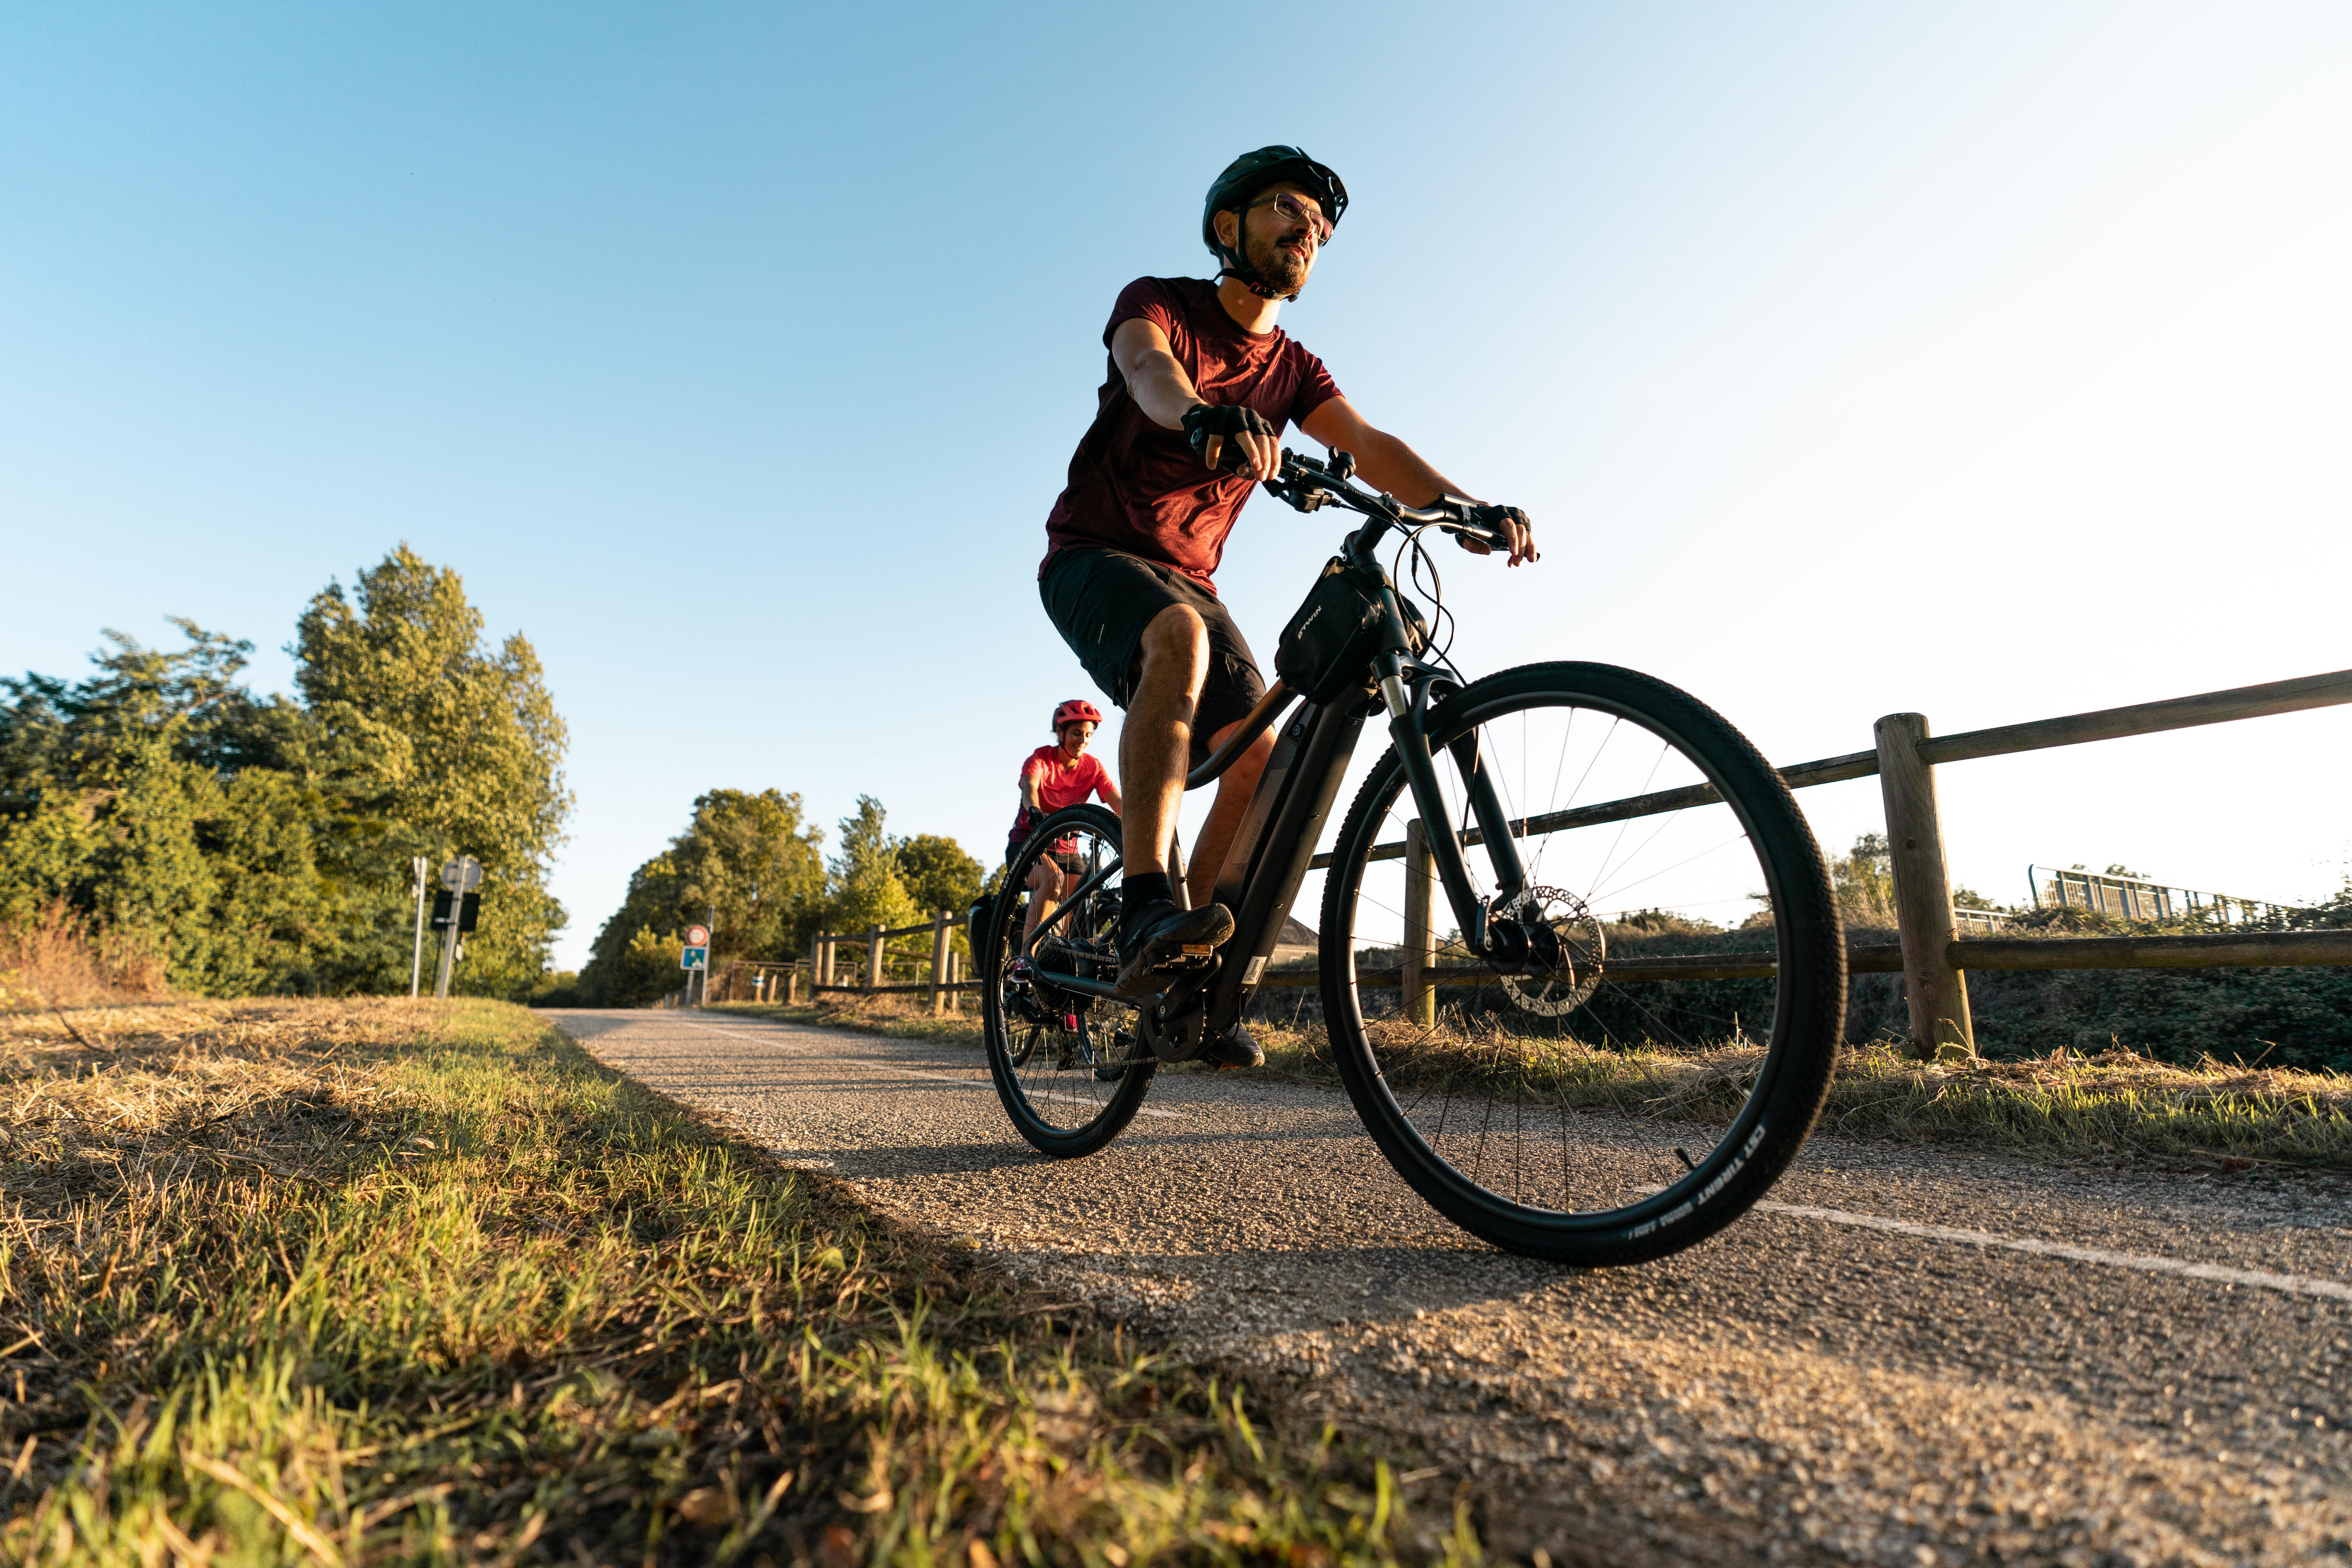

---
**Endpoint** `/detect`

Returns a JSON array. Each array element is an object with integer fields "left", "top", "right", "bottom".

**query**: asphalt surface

[{"left": 550, "top": 1009, "right": 2352, "bottom": 1566}]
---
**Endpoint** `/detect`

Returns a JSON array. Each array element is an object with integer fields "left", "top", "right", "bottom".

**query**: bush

[{"left": 0, "top": 903, "right": 170, "bottom": 1011}]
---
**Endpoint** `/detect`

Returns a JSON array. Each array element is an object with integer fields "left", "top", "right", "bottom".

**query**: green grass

[
  {"left": 713, "top": 996, "right": 2352, "bottom": 1168},
  {"left": 0, "top": 998, "right": 1476, "bottom": 1566}
]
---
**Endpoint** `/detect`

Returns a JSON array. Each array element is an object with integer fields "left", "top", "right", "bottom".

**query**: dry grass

[
  {"left": 0, "top": 905, "right": 170, "bottom": 1015},
  {"left": 705, "top": 994, "right": 2352, "bottom": 1167},
  {"left": 0, "top": 998, "right": 1472, "bottom": 1566},
  {"left": 1813, "top": 1041, "right": 2352, "bottom": 1164}
]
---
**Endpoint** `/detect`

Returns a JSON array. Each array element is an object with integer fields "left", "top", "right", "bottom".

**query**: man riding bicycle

[
  {"left": 1008, "top": 699, "right": 1122, "bottom": 960},
  {"left": 1036, "top": 145, "right": 1536, "bottom": 1066}
]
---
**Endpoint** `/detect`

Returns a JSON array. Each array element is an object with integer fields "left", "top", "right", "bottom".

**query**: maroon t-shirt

[{"left": 1040, "top": 277, "right": 1342, "bottom": 593}]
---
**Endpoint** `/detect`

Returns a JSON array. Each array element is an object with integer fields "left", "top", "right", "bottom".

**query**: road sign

[
  {"left": 679, "top": 945, "right": 708, "bottom": 971},
  {"left": 684, "top": 924, "right": 710, "bottom": 947},
  {"left": 440, "top": 856, "right": 484, "bottom": 893},
  {"left": 430, "top": 892, "right": 481, "bottom": 933}
]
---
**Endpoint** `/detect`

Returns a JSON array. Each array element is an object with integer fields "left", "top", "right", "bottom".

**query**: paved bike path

[{"left": 550, "top": 1009, "right": 2352, "bottom": 1567}]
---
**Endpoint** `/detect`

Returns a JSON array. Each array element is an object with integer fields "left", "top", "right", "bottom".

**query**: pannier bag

[
  {"left": 1274, "top": 557, "right": 1430, "bottom": 703},
  {"left": 966, "top": 893, "right": 998, "bottom": 949}
]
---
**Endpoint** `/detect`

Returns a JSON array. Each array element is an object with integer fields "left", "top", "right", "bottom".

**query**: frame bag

[{"left": 1274, "top": 557, "right": 1428, "bottom": 704}]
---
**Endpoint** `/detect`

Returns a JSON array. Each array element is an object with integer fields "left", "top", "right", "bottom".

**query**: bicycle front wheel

[
  {"left": 981, "top": 804, "right": 1157, "bottom": 1157},
  {"left": 1321, "top": 662, "right": 1845, "bottom": 1265}
]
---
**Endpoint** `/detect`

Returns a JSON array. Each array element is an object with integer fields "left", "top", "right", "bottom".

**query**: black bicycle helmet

[{"left": 1201, "top": 145, "right": 1348, "bottom": 300}]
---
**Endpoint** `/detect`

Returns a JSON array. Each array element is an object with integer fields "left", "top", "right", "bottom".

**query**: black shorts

[
  {"left": 1005, "top": 843, "right": 1087, "bottom": 877},
  {"left": 1038, "top": 547, "right": 1265, "bottom": 767}
]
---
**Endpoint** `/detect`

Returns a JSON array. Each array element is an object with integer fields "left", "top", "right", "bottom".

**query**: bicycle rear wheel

[
  {"left": 1320, "top": 662, "right": 1845, "bottom": 1265},
  {"left": 981, "top": 804, "right": 1157, "bottom": 1157}
]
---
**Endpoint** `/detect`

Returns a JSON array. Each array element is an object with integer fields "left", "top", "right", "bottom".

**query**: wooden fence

[
  {"left": 1289, "top": 666, "right": 2352, "bottom": 1056},
  {"left": 809, "top": 908, "right": 978, "bottom": 1016}
]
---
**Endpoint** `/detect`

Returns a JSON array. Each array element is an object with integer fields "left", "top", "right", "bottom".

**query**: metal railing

[{"left": 2026, "top": 866, "right": 2298, "bottom": 927}]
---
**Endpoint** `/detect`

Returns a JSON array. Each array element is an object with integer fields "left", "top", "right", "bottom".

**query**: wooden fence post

[
  {"left": 929, "top": 911, "right": 951, "bottom": 1015},
  {"left": 946, "top": 948, "right": 960, "bottom": 1011},
  {"left": 786, "top": 965, "right": 801, "bottom": 1005},
  {"left": 866, "top": 926, "right": 884, "bottom": 991},
  {"left": 1402, "top": 818, "right": 1438, "bottom": 1027},
  {"left": 1875, "top": 712, "right": 1975, "bottom": 1060}
]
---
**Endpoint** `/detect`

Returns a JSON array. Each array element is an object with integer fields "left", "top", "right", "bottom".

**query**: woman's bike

[{"left": 982, "top": 450, "right": 1846, "bottom": 1265}]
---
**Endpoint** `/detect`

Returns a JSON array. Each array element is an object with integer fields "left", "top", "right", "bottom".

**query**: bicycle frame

[{"left": 1023, "top": 450, "right": 1537, "bottom": 1058}]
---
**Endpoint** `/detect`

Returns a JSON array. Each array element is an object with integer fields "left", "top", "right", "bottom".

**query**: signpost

[
  {"left": 408, "top": 856, "right": 430, "bottom": 998},
  {"left": 433, "top": 856, "right": 484, "bottom": 999},
  {"left": 681, "top": 924, "right": 711, "bottom": 1005}
]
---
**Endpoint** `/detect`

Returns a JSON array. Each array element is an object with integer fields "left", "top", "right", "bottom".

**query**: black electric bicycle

[{"left": 982, "top": 450, "right": 1847, "bottom": 1266}]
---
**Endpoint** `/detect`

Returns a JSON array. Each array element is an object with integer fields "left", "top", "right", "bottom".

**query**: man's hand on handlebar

[
  {"left": 1446, "top": 499, "right": 1538, "bottom": 566},
  {"left": 1182, "top": 404, "right": 1280, "bottom": 481}
]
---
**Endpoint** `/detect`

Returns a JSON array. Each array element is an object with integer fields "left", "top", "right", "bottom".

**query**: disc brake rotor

[{"left": 1496, "top": 885, "right": 1606, "bottom": 1017}]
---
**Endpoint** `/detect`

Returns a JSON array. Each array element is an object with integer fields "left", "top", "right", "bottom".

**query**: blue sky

[{"left": 5, "top": 2, "right": 2348, "bottom": 969}]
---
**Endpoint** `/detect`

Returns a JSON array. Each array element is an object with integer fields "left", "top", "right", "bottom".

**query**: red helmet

[{"left": 1052, "top": 699, "right": 1103, "bottom": 731}]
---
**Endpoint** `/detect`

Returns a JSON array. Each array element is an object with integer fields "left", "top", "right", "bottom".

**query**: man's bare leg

[
  {"left": 1113, "top": 604, "right": 1241, "bottom": 995},
  {"left": 1119, "top": 604, "right": 1208, "bottom": 879},
  {"left": 1185, "top": 720, "right": 1276, "bottom": 909}
]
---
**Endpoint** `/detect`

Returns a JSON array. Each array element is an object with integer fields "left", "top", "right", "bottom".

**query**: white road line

[
  {"left": 664, "top": 1019, "right": 1183, "bottom": 1120},
  {"left": 1758, "top": 1200, "right": 2352, "bottom": 1304},
  {"left": 668, "top": 1021, "right": 826, "bottom": 1047}
]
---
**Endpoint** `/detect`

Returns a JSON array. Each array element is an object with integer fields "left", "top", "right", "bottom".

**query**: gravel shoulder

[{"left": 552, "top": 1008, "right": 2352, "bottom": 1567}]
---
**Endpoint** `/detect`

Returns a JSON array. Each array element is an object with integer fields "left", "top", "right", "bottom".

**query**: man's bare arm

[
  {"left": 1111, "top": 318, "right": 1280, "bottom": 479},
  {"left": 1299, "top": 396, "right": 1461, "bottom": 505},
  {"left": 1300, "top": 396, "right": 1535, "bottom": 565}
]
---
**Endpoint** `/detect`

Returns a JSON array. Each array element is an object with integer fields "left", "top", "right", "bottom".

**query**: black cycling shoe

[
  {"left": 1203, "top": 1022, "right": 1263, "bottom": 1070},
  {"left": 1113, "top": 900, "right": 1236, "bottom": 996}
]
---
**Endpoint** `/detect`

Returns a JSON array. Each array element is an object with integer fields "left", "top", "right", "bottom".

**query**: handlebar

[{"left": 1257, "top": 448, "right": 1511, "bottom": 554}]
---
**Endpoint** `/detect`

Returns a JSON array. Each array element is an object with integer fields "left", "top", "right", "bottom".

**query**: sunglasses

[{"left": 1248, "top": 190, "right": 1332, "bottom": 243}]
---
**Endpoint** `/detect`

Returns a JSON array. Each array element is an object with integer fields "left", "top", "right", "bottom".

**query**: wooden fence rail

[
  {"left": 810, "top": 907, "right": 977, "bottom": 1016},
  {"left": 1303, "top": 666, "right": 2352, "bottom": 1056},
  {"left": 1250, "top": 929, "right": 2352, "bottom": 991}
]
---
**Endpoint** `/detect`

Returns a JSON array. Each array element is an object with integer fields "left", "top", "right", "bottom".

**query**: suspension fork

[
  {"left": 1448, "top": 726, "right": 1528, "bottom": 905},
  {"left": 1374, "top": 652, "right": 1527, "bottom": 951}
]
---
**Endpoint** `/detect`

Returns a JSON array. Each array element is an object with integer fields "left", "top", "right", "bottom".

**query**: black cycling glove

[
  {"left": 1181, "top": 404, "right": 1277, "bottom": 471},
  {"left": 1458, "top": 502, "right": 1532, "bottom": 554}
]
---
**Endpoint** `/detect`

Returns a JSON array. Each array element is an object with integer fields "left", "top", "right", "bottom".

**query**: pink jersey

[{"left": 1010, "top": 744, "right": 1114, "bottom": 850}]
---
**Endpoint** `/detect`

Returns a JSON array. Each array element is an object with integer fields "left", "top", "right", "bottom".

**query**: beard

[{"left": 1246, "top": 229, "right": 1313, "bottom": 298}]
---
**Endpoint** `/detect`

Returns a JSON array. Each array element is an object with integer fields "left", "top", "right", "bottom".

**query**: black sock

[{"left": 1120, "top": 872, "right": 1172, "bottom": 923}]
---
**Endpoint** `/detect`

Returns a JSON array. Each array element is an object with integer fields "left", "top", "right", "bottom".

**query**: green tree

[
  {"left": 825, "top": 795, "right": 917, "bottom": 936},
  {"left": 294, "top": 545, "right": 572, "bottom": 995},
  {"left": 577, "top": 791, "right": 986, "bottom": 1007},
  {"left": 667, "top": 789, "right": 828, "bottom": 959},
  {"left": 0, "top": 624, "right": 337, "bottom": 994},
  {"left": 1829, "top": 833, "right": 1896, "bottom": 928},
  {"left": 578, "top": 790, "right": 825, "bottom": 1005},
  {"left": 896, "top": 833, "right": 984, "bottom": 918}
]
